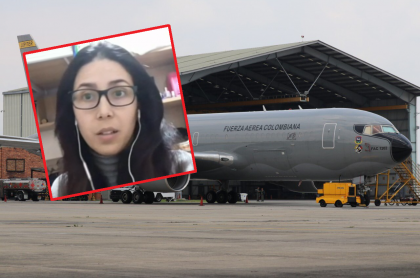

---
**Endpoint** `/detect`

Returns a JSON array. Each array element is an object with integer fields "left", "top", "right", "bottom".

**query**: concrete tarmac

[{"left": 1, "top": 200, "right": 420, "bottom": 277}]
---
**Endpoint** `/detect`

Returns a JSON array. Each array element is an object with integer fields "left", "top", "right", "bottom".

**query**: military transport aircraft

[
  {"left": 187, "top": 108, "right": 411, "bottom": 203},
  {"left": 18, "top": 34, "right": 412, "bottom": 204}
]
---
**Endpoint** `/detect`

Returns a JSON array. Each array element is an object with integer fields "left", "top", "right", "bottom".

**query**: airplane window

[
  {"left": 354, "top": 125, "right": 365, "bottom": 133},
  {"left": 363, "top": 125, "right": 372, "bottom": 135},
  {"left": 372, "top": 125, "right": 382, "bottom": 134},
  {"left": 382, "top": 126, "right": 398, "bottom": 133}
]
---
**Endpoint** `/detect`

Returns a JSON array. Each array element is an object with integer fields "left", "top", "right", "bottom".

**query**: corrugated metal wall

[{"left": 3, "top": 93, "right": 37, "bottom": 137}]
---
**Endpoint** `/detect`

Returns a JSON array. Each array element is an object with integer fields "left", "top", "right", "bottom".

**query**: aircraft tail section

[{"left": 17, "top": 34, "right": 38, "bottom": 88}]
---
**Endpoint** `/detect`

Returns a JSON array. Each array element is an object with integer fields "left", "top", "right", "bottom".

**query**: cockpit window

[
  {"left": 382, "top": 126, "right": 398, "bottom": 133},
  {"left": 361, "top": 124, "right": 399, "bottom": 135},
  {"left": 372, "top": 125, "right": 382, "bottom": 134},
  {"left": 363, "top": 125, "right": 372, "bottom": 135}
]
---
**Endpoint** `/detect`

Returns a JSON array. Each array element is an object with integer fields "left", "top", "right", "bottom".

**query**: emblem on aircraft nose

[
  {"left": 355, "top": 145, "right": 363, "bottom": 153},
  {"left": 355, "top": 136, "right": 362, "bottom": 144}
]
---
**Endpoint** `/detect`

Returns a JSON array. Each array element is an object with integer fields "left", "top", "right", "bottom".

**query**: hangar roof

[{"left": 178, "top": 40, "right": 420, "bottom": 110}]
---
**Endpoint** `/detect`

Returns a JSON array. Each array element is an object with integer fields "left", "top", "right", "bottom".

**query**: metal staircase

[{"left": 374, "top": 158, "right": 420, "bottom": 206}]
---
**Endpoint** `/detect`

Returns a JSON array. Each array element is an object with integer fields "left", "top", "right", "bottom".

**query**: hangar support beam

[
  {"left": 303, "top": 46, "right": 415, "bottom": 105},
  {"left": 187, "top": 97, "right": 309, "bottom": 110},
  {"left": 204, "top": 75, "right": 258, "bottom": 100},
  {"left": 180, "top": 48, "right": 302, "bottom": 85},
  {"left": 409, "top": 103, "right": 417, "bottom": 164},
  {"left": 267, "top": 60, "right": 368, "bottom": 107},
  {"left": 237, "top": 67, "right": 325, "bottom": 108}
]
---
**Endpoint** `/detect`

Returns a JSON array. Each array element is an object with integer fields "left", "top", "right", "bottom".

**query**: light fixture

[
  {"left": 262, "top": 84, "right": 267, "bottom": 86},
  {"left": 272, "top": 67, "right": 277, "bottom": 69},
  {"left": 288, "top": 74, "right": 293, "bottom": 76},
  {"left": 334, "top": 70, "right": 338, "bottom": 72},
  {"left": 207, "top": 81, "right": 212, "bottom": 84},
  {"left": 349, "top": 76, "right": 354, "bottom": 79},
  {"left": 309, "top": 58, "right": 313, "bottom": 61},
  {"left": 246, "top": 77, "right": 251, "bottom": 80},
  {"left": 380, "top": 90, "right": 384, "bottom": 92},
  {"left": 230, "top": 71, "right": 235, "bottom": 73},
  {"left": 263, "top": 63, "right": 268, "bottom": 66},
  {"left": 320, "top": 87, "right": 324, "bottom": 89},
  {"left": 341, "top": 73, "right": 345, "bottom": 76},
  {"left": 300, "top": 55, "right": 305, "bottom": 57},
  {"left": 304, "top": 80, "right": 308, "bottom": 83},
  {"left": 365, "top": 83, "right": 369, "bottom": 86},
  {"left": 254, "top": 81, "right": 259, "bottom": 83},
  {"left": 296, "top": 77, "right": 301, "bottom": 79},
  {"left": 357, "top": 80, "right": 361, "bottom": 82},
  {"left": 387, "top": 93, "right": 391, "bottom": 96},
  {"left": 317, "top": 62, "right": 322, "bottom": 65}
]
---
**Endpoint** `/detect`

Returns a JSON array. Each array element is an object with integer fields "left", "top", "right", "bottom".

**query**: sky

[
  {"left": 1, "top": 0, "right": 420, "bottom": 154},
  {"left": 26, "top": 27, "right": 172, "bottom": 63}
]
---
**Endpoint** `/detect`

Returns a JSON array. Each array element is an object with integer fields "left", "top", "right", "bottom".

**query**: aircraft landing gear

[
  {"left": 206, "top": 191, "right": 217, "bottom": 203},
  {"left": 227, "top": 191, "right": 237, "bottom": 204},
  {"left": 216, "top": 191, "right": 228, "bottom": 203},
  {"left": 144, "top": 191, "right": 155, "bottom": 204},
  {"left": 133, "top": 191, "right": 144, "bottom": 204},
  {"left": 206, "top": 180, "right": 238, "bottom": 204}
]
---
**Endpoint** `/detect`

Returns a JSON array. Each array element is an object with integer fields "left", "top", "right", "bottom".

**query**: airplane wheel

[
  {"left": 375, "top": 199, "right": 381, "bottom": 206},
  {"left": 319, "top": 200, "right": 326, "bottom": 207},
  {"left": 335, "top": 200, "right": 343, "bottom": 207},
  {"left": 216, "top": 191, "right": 228, "bottom": 204},
  {"left": 154, "top": 193, "right": 163, "bottom": 203},
  {"left": 227, "top": 191, "right": 237, "bottom": 204},
  {"left": 206, "top": 191, "right": 217, "bottom": 203},
  {"left": 121, "top": 191, "right": 132, "bottom": 204},
  {"left": 133, "top": 191, "right": 144, "bottom": 204},
  {"left": 144, "top": 191, "right": 154, "bottom": 204}
]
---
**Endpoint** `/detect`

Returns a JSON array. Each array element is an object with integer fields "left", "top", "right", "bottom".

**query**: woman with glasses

[{"left": 51, "top": 42, "right": 193, "bottom": 197}]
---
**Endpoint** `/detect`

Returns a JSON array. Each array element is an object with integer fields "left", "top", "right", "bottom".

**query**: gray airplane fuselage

[{"left": 187, "top": 108, "right": 412, "bottom": 183}]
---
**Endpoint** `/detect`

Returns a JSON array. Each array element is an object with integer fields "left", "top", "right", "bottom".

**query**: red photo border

[{"left": 22, "top": 24, "right": 197, "bottom": 201}]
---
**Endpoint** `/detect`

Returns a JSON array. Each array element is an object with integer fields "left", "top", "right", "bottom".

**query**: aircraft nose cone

[{"left": 391, "top": 134, "right": 412, "bottom": 163}]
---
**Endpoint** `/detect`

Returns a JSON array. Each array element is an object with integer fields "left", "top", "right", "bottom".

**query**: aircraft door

[
  {"left": 192, "top": 132, "right": 199, "bottom": 146},
  {"left": 322, "top": 123, "right": 337, "bottom": 149}
]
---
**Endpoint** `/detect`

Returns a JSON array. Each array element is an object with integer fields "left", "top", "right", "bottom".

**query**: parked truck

[
  {"left": 109, "top": 186, "right": 176, "bottom": 204},
  {"left": 316, "top": 182, "right": 370, "bottom": 207},
  {"left": 0, "top": 178, "right": 47, "bottom": 201}
]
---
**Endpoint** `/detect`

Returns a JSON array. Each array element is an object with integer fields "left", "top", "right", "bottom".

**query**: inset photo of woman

[{"left": 24, "top": 26, "right": 196, "bottom": 200}]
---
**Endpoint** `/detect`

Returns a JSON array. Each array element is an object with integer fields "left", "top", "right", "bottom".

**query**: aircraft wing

[{"left": 192, "top": 151, "right": 235, "bottom": 172}]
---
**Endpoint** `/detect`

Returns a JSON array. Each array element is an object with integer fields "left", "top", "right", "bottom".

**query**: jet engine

[{"left": 136, "top": 174, "right": 190, "bottom": 192}]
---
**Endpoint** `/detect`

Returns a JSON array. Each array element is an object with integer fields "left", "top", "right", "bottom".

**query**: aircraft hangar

[{"left": 177, "top": 40, "right": 420, "bottom": 199}]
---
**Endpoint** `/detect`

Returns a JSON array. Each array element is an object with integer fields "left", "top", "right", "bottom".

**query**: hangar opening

[{"left": 178, "top": 40, "right": 420, "bottom": 200}]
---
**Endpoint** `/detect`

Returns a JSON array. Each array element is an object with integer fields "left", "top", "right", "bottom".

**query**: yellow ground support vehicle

[{"left": 316, "top": 183, "right": 370, "bottom": 207}]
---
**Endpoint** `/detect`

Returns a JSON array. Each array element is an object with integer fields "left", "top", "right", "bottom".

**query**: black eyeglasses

[{"left": 70, "top": 86, "right": 137, "bottom": 110}]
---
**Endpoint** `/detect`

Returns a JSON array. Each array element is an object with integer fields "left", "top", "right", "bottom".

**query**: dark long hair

[{"left": 55, "top": 42, "right": 180, "bottom": 196}]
